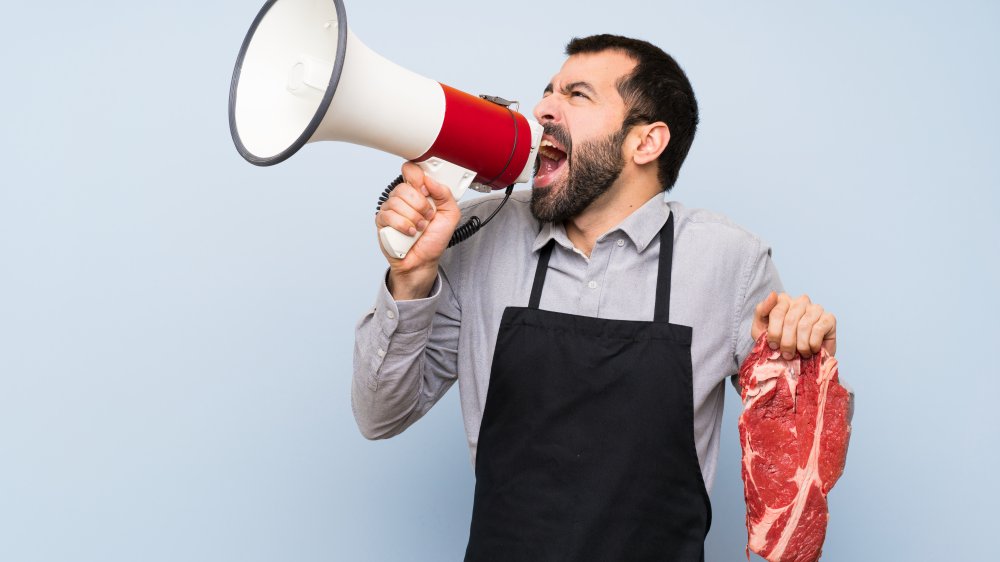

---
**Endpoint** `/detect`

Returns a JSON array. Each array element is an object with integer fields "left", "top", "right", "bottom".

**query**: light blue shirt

[{"left": 353, "top": 190, "right": 783, "bottom": 492}]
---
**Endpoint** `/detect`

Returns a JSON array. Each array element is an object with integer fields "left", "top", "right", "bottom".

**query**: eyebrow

[{"left": 543, "top": 81, "right": 598, "bottom": 97}]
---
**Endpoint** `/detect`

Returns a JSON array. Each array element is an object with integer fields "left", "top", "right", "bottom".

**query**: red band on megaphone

[{"left": 416, "top": 84, "right": 534, "bottom": 190}]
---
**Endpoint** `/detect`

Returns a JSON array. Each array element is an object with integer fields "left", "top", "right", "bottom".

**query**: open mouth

[{"left": 534, "top": 138, "right": 568, "bottom": 188}]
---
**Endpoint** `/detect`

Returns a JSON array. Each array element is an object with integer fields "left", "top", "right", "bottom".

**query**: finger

[
  {"left": 401, "top": 162, "right": 428, "bottom": 196},
  {"left": 796, "top": 304, "right": 824, "bottom": 359},
  {"left": 779, "top": 295, "right": 811, "bottom": 360},
  {"left": 393, "top": 183, "right": 435, "bottom": 221},
  {"left": 811, "top": 313, "right": 837, "bottom": 357},
  {"left": 377, "top": 208, "right": 421, "bottom": 237},
  {"left": 752, "top": 291, "right": 779, "bottom": 341},
  {"left": 766, "top": 294, "right": 791, "bottom": 351},
  {"left": 378, "top": 188, "right": 428, "bottom": 227},
  {"left": 377, "top": 196, "right": 427, "bottom": 236}
]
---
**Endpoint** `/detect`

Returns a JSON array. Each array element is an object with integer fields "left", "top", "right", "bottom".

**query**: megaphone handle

[{"left": 378, "top": 158, "right": 477, "bottom": 259}]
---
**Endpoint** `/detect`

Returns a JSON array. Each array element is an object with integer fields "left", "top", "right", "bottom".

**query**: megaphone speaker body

[{"left": 230, "top": 0, "right": 542, "bottom": 257}]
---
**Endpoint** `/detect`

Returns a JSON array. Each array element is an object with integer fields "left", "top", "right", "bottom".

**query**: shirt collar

[{"left": 531, "top": 192, "right": 671, "bottom": 254}]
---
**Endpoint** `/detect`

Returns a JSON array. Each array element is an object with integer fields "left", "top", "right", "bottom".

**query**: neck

[{"left": 565, "top": 168, "right": 662, "bottom": 256}]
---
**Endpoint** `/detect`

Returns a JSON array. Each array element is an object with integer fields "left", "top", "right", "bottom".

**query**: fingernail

[
  {"left": 782, "top": 352, "right": 793, "bottom": 360},
  {"left": 424, "top": 210, "right": 435, "bottom": 220},
  {"left": 408, "top": 226, "right": 417, "bottom": 236},
  {"left": 421, "top": 186, "right": 429, "bottom": 196},
  {"left": 768, "top": 342, "right": 778, "bottom": 350},
  {"left": 417, "top": 220, "right": 428, "bottom": 231}
]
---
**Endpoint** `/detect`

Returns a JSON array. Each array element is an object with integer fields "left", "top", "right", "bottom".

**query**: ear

[{"left": 630, "top": 122, "right": 670, "bottom": 166}]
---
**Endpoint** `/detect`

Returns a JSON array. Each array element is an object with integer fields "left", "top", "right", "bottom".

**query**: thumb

[
  {"left": 423, "top": 173, "right": 459, "bottom": 211},
  {"left": 751, "top": 291, "right": 779, "bottom": 340}
]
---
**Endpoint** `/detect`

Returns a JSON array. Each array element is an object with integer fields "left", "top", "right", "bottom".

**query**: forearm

[
  {"left": 352, "top": 320, "right": 432, "bottom": 439},
  {"left": 351, "top": 270, "right": 459, "bottom": 439}
]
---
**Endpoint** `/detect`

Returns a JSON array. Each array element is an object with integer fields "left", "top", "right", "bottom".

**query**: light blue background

[{"left": 1, "top": 1, "right": 997, "bottom": 560}]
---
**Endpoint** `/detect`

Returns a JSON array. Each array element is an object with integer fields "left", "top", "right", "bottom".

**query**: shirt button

[
  {"left": 377, "top": 348, "right": 386, "bottom": 358},
  {"left": 617, "top": 239, "right": 625, "bottom": 247},
  {"left": 588, "top": 280, "right": 598, "bottom": 289},
  {"left": 386, "top": 310, "right": 396, "bottom": 319}
]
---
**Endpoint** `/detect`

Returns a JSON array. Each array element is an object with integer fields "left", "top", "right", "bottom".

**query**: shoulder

[
  {"left": 458, "top": 189, "right": 533, "bottom": 217},
  {"left": 668, "top": 200, "right": 771, "bottom": 257},
  {"left": 441, "top": 189, "right": 538, "bottom": 271},
  {"left": 454, "top": 189, "right": 536, "bottom": 234}
]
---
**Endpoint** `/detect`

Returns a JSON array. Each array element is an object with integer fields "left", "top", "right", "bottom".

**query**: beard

[{"left": 530, "top": 123, "right": 628, "bottom": 223}]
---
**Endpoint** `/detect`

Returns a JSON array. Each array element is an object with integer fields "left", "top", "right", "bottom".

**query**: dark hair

[{"left": 566, "top": 34, "right": 699, "bottom": 191}]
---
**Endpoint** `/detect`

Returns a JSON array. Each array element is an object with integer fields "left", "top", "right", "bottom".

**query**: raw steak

[{"left": 738, "top": 333, "right": 851, "bottom": 562}]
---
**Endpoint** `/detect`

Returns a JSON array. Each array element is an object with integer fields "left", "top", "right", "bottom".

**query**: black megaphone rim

[{"left": 229, "top": 0, "right": 349, "bottom": 167}]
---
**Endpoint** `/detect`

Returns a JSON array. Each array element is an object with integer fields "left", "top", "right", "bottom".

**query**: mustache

[{"left": 543, "top": 123, "right": 573, "bottom": 156}]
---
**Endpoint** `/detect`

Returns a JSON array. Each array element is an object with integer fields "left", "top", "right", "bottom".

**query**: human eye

[{"left": 570, "top": 90, "right": 590, "bottom": 100}]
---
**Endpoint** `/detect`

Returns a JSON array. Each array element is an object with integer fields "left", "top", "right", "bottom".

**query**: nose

[{"left": 533, "top": 94, "right": 559, "bottom": 125}]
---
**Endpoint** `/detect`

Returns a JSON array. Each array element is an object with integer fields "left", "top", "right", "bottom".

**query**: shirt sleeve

[
  {"left": 351, "top": 267, "right": 461, "bottom": 440},
  {"left": 733, "top": 237, "right": 784, "bottom": 373}
]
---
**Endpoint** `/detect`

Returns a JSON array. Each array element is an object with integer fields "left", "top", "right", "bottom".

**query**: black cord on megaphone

[{"left": 376, "top": 176, "right": 516, "bottom": 249}]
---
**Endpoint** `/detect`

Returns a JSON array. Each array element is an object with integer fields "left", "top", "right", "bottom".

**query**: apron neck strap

[
  {"left": 528, "top": 211, "right": 675, "bottom": 322},
  {"left": 528, "top": 240, "right": 555, "bottom": 310},
  {"left": 653, "top": 212, "right": 674, "bottom": 323}
]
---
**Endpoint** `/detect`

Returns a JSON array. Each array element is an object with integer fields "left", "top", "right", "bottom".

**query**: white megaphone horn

[{"left": 229, "top": 0, "right": 543, "bottom": 258}]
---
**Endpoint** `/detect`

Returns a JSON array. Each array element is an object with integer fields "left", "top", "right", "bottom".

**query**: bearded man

[{"left": 353, "top": 34, "right": 837, "bottom": 561}]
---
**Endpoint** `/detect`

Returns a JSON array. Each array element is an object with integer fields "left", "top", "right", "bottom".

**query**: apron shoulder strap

[
  {"left": 653, "top": 212, "right": 675, "bottom": 323},
  {"left": 529, "top": 240, "right": 555, "bottom": 309}
]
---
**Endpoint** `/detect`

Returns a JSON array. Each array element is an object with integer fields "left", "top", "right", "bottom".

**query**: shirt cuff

[{"left": 375, "top": 268, "right": 443, "bottom": 335}]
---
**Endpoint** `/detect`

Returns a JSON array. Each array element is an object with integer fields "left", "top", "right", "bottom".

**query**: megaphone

[{"left": 229, "top": 0, "right": 543, "bottom": 258}]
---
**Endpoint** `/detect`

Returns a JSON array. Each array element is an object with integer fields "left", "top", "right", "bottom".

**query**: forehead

[{"left": 549, "top": 50, "right": 637, "bottom": 94}]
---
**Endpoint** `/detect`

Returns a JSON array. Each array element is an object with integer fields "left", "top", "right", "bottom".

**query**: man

[{"left": 353, "top": 35, "right": 837, "bottom": 561}]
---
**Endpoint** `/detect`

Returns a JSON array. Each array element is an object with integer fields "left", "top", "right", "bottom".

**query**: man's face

[{"left": 530, "top": 51, "right": 636, "bottom": 223}]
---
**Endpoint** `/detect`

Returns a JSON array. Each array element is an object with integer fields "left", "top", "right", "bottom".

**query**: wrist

[{"left": 387, "top": 264, "right": 438, "bottom": 301}]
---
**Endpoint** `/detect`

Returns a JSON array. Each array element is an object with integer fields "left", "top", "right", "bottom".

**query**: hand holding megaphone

[
  {"left": 376, "top": 157, "right": 475, "bottom": 259},
  {"left": 376, "top": 162, "right": 461, "bottom": 271}
]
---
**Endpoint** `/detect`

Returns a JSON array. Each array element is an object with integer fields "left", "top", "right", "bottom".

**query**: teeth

[{"left": 540, "top": 139, "right": 566, "bottom": 159}]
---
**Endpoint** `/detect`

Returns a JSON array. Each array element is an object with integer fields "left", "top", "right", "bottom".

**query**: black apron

[{"left": 465, "top": 213, "right": 711, "bottom": 562}]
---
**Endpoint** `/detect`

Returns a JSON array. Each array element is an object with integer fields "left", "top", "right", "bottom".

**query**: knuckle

[
  {"left": 401, "top": 162, "right": 420, "bottom": 178},
  {"left": 396, "top": 184, "right": 417, "bottom": 201},
  {"left": 383, "top": 200, "right": 407, "bottom": 218}
]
